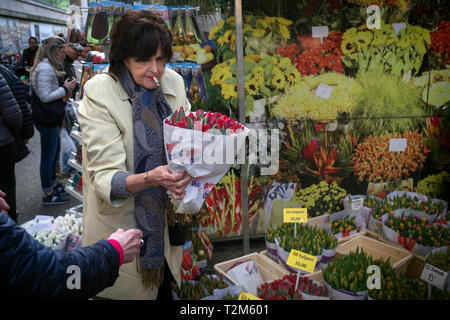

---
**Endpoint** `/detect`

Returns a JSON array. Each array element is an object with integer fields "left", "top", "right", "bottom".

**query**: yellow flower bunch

[
  {"left": 209, "top": 15, "right": 293, "bottom": 61},
  {"left": 342, "top": 23, "right": 431, "bottom": 77},
  {"left": 272, "top": 73, "right": 361, "bottom": 122},
  {"left": 295, "top": 181, "right": 347, "bottom": 217},
  {"left": 210, "top": 54, "right": 301, "bottom": 104}
]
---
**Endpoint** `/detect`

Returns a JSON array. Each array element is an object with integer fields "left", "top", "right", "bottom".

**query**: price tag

[
  {"left": 283, "top": 208, "right": 308, "bottom": 223},
  {"left": 312, "top": 26, "right": 329, "bottom": 39},
  {"left": 389, "top": 138, "right": 407, "bottom": 152},
  {"left": 238, "top": 292, "right": 261, "bottom": 300},
  {"left": 315, "top": 83, "right": 334, "bottom": 99},
  {"left": 286, "top": 249, "right": 318, "bottom": 274},
  {"left": 351, "top": 197, "right": 364, "bottom": 211},
  {"left": 420, "top": 263, "right": 448, "bottom": 290},
  {"left": 393, "top": 22, "right": 407, "bottom": 33}
]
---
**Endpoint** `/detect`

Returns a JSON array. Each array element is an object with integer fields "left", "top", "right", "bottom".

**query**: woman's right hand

[
  {"left": 63, "top": 79, "right": 76, "bottom": 92},
  {"left": 148, "top": 165, "right": 192, "bottom": 199}
]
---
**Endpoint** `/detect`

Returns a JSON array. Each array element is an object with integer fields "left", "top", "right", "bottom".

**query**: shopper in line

[
  {"left": 0, "top": 189, "right": 144, "bottom": 299},
  {"left": 78, "top": 10, "right": 192, "bottom": 300},
  {"left": 30, "top": 36, "right": 77, "bottom": 206},
  {"left": 0, "top": 74, "right": 22, "bottom": 222}
]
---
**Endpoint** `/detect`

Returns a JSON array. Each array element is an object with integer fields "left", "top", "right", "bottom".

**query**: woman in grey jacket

[
  {"left": 0, "top": 74, "right": 22, "bottom": 222},
  {"left": 30, "top": 36, "right": 76, "bottom": 205}
]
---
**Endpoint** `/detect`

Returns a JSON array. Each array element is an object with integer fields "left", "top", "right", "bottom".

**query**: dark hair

[
  {"left": 109, "top": 10, "right": 173, "bottom": 78},
  {"left": 29, "top": 37, "right": 38, "bottom": 42}
]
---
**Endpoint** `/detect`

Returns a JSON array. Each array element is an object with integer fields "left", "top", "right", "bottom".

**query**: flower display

[
  {"left": 277, "top": 31, "right": 344, "bottom": 75},
  {"left": 345, "top": 0, "right": 411, "bottom": 13},
  {"left": 294, "top": 181, "right": 348, "bottom": 217},
  {"left": 32, "top": 229, "right": 66, "bottom": 248},
  {"left": 165, "top": 108, "right": 244, "bottom": 134},
  {"left": 426, "top": 249, "right": 449, "bottom": 272},
  {"left": 353, "top": 131, "right": 430, "bottom": 182},
  {"left": 198, "top": 274, "right": 228, "bottom": 295},
  {"left": 326, "top": 215, "right": 361, "bottom": 235},
  {"left": 210, "top": 54, "right": 301, "bottom": 113},
  {"left": 430, "top": 21, "right": 450, "bottom": 65},
  {"left": 416, "top": 172, "right": 450, "bottom": 199},
  {"left": 341, "top": 23, "right": 430, "bottom": 77},
  {"left": 209, "top": 15, "right": 293, "bottom": 61},
  {"left": 323, "top": 247, "right": 391, "bottom": 293},
  {"left": 256, "top": 274, "right": 303, "bottom": 300},
  {"left": 276, "top": 223, "right": 338, "bottom": 256},
  {"left": 384, "top": 212, "right": 449, "bottom": 248},
  {"left": 364, "top": 196, "right": 391, "bottom": 221},
  {"left": 172, "top": 280, "right": 208, "bottom": 300},
  {"left": 272, "top": 73, "right": 361, "bottom": 122},
  {"left": 54, "top": 213, "right": 83, "bottom": 236},
  {"left": 368, "top": 268, "right": 427, "bottom": 300},
  {"left": 198, "top": 170, "right": 264, "bottom": 238}
]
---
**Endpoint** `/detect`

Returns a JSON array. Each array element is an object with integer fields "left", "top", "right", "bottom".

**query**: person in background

[
  {"left": 78, "top": 10, "right": 192, "bottom": 300},
  {"left": 0, "top": 65, "right": 34, "bottom": 221},
  {"left": 63, "top": 43, "right": 83, "bottom": 83},
  {"left": 0, "top": 73, "right": 22, "bottom": 222},
  {"left": 29, "top": 36, "right": 76, "bottom": 206},
  {"left": 19, "top": 75, "right": 31, "bottom": 103},
  {"left": 0, "top": 189, "right": 145, "bottom": 299},
  {"left": 19, "top": 37, "right": 39, "bottom": 76}
]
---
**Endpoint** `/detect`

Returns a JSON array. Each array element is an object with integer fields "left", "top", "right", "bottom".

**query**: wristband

[
  {"left": 107, "top": 239, "right": 124, "bottom": 267},
  {"left": 144, "top": 171, "right": 152, "bottom": 186},
  {"left": 62, "top": 86, "right": 68, "bottom": 95}
]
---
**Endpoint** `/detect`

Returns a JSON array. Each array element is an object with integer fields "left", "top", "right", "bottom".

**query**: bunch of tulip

[
  {"left": 426, "top": 249, "right": 449, "bottom": 272},
  {"left": 327, "top": 215, "right": 361, "bottom": 235},
  {"left": 172, "top": 280, "right": 208, "bottom": 300},
  {"left": 257, "top": 274, "right": 303, "bottom": 300},
  {"left": 198, "top": 274, "right": 228, "bottom": 295}
]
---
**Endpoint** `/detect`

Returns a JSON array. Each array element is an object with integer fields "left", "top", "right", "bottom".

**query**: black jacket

[
  {"left": 0, "top": 74, "right": 22, "bottom": 148},
  {"left": 0, "top": 65, "right": 34, "bottom": 161},
  {"left": 0, "top": 213, "right": 120, "bottom": 299},
  {"left": 0, "top": 65, "right": 33, "bottom": 140}
]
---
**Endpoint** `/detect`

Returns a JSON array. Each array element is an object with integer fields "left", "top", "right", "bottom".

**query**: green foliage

[{"left": 352, "top": 71, "right": 426, "bottom": 137}]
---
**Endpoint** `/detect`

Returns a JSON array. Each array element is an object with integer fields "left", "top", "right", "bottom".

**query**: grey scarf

[{"left": 119, "top": 65, "right": 173, "bottom": 288}]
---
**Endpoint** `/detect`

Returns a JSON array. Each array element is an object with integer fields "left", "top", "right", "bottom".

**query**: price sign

[
  {"left": 312, "top": 26, "right": 329, "bottom": 39},
  {"left": 286, "top": 249, "right": 318, "bottom": 274},
  {"left": 238, "top": 292, "right": 261, "bottom": 300},
  {"left": 393, "top": 22, "right": 407, "bottom": 33},
  {"left": 315, "top": 83, "right": 334, "bottom": 99},
  {"left": 389, "top": 138, "right": 407, "bottom": 152},
  {"left": 283, "top": 208, "right": 308, "bottom": 223},
  {"left": 420, "top": 263, "right": 448, "bottom": 290},
  {"left": 351, "top": 197, "right": 364, "bottom": 211}
]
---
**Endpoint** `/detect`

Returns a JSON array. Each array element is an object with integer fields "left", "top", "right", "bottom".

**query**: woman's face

[
  {"left": 55, "top": 46, "right": 65, "bottom": 63},
  {"left": 124, "top": 46, "right": 166, "bottom": 90}
]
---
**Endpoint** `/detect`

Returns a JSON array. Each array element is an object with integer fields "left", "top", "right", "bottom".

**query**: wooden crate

[
  {"left": 306, "top": 214, "right": 329, "bottom": 229},
  {"left": 214, "top": 252, "right": 289, "bottom": 286},
  {"left": 336, "top": 235, "right": 413, "bottom": 274}
]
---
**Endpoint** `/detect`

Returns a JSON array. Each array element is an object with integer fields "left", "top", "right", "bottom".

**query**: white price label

[
  {"left": 389, "top": 138, "right": 407, "bottom": 152},
  {"left": 312, "top": 26, "right": 329, "bottom": 39},
  {"left": 393, "top": 23, "right": 407, "bottom": 33},
  {"left": 420, "top": 263, "right": 448, "bottom": 290},
  {"left": 351, "top": 198, "right": 364, "bottom": 211},
  {"left": 315, "top": 83, "right": 334, "bottom": 99}
]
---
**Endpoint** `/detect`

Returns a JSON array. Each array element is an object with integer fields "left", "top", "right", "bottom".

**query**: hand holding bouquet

[{"left": 164, "top": 108, "right": 249, "bottom": 213}]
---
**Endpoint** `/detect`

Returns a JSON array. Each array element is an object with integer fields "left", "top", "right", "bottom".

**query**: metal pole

[{"left": 234, "top": 0, "right": 249, "bottom": 254}]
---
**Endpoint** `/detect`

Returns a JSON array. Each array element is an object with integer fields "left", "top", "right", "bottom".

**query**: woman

[
  {"left": 78, "top": 10, "right": 192, "bottom": 300},
  {"left": 0, "top": 74, "right": 22, "bottom": 222},
  {"left": 30, "top": 36, "right": 77, "bottom": 205}
]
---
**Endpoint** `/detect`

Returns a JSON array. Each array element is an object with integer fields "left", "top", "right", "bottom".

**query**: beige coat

[{"left": 78, "top": 67, "right": 191, "bottom": 300}]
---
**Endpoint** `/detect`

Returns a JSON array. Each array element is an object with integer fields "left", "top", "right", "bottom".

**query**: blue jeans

[{"left": 34, "top": 121, "right": 60, "bottom": 193}]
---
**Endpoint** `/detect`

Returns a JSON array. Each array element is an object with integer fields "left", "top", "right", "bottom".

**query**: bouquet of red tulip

[{"left": 164, "top": 108, "right": 249, "bottom": 213}]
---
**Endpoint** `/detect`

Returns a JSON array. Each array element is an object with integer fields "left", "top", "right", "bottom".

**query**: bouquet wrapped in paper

[{"left": 164, "top": 108, "right": 249, "bottom": 213}]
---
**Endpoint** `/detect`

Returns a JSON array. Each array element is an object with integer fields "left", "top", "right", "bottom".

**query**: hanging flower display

[
  {"left": 430, "top": 21, "right": 449, "bottom": 65},
  {"left": 277, "top": 31, "right": 345, "bottom": 75},
  {"left": 272, "top": 73, "right": 361, "bottom": 122},
  {"left": 413, "top": 69, "right": 450, "bottom": 108}
]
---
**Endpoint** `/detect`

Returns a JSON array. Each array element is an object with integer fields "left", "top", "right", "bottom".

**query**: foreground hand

[
  {"left": 108, "top": 228, "right": 143, "bottom": 264},
  {"left": 0, "top": 190, "right": 9, "bottom": 214},
  {"left": 149, "top": 165, "right": 192, "bottom": 199}
]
